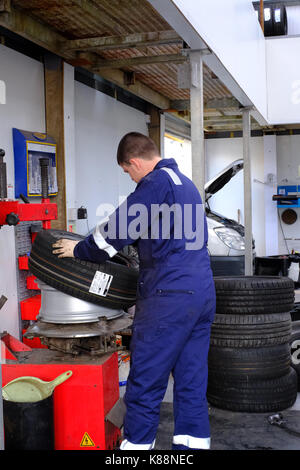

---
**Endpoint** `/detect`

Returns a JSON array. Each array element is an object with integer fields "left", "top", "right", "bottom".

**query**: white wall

[
  {"left": 204, "top": 134, "right": 300, "bottom": 257},
  {"left": 266, "top": 36, "right": 300, "bottom": 124},
  {"left": 0, "top": 45, "right": 45, "bottom": 338},
  {"left": 149, "top": 0, "right": 267, "bottom": 120},
  {"left": 205, "top": 137, "right": 266, "bottom": 257},
  {"left": 164, "top": 136, "right": 192, "bottom": 179},
  {"left": 73, "top": 81, "right": 149, "bottom": 235},
  {"left": 167, "top": 131, "right": 300, "bottom": 257},
  {"left": 286, "top": 6, "right": 300, "bottom": 35},
  {"left": 277, "top": 134, "right": 300, "bottom": 254}
]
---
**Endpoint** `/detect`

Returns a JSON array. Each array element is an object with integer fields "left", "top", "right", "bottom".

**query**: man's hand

[{"left": 52, "top": 239, "right": 79, "bottom": 258}]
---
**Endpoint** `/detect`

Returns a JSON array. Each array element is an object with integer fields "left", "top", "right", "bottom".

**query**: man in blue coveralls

[{"left": 52, "top": 132, "right": 216, "bottom": 450}]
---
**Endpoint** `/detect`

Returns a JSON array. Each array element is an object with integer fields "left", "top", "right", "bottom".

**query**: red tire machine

[{"left": 0, "top": 150, "right": 124, "bottom": 450}]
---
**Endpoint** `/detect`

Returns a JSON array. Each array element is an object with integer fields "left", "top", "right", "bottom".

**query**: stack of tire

[
  {"left": 290, "top": 321, "right": 300, "bottom": 392},
  {"left": 207, "top": 276, "right": 298, "bottom": 412}
]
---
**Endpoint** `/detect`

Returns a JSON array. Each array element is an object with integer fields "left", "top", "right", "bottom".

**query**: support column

[
  {"left": 264, "top": 134, "right": 278, "bottom": 256},
  {"left": 190, "top": 51, "right": 205, "bottom": 202},
  {"left": 243, "top": 108, "right": 253, "bottom": 275},
  {"left": 63, "top": 62, "right": 77, "bottom": 232},
  {"left": 44, "top": 53, "right": 67, "bottom": 230},
  {"left": 160, "top": 112, "right": 166, "bottom": 159},
  {"left": 147, "top": 104, "right": 162, "bottom": 155}
]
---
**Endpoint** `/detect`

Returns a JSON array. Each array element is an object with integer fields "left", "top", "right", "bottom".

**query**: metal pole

[
  {"left": 260, "top": 0, "right": 265, "bottom": 33},
  {"left": 0, "top": 349, "right": 4, "bottom": 450},
  {"left": 0, "top": 301, "right": 8, "bottom": 451},
  {"left": 243, "top": 108, "right": 253, "bottom": 276},
  {"left": 190, "top": 51, "right": 205, "bottom": 203}
]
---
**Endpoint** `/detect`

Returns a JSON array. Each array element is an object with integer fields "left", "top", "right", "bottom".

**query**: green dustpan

[{"left": 2, "top": 370, "right": 73, "bottom": 403}]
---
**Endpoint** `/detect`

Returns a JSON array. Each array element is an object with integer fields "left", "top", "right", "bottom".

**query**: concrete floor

[
  {"left": 120, "top": 291, "right": 300, "bottom": 450},
  {"left": 156, "top": 382, "right": 300, "bottom": 450},
  {"left": 155, "top": 401, "right": 300, "bottom": 450},
  {"left": 120, "top": 380, "right": 300, "bottom": 450}
]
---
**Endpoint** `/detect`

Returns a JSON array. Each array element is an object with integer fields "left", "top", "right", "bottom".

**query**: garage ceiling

[{"left": 0, "top": 0, "right": 283, "bottom": 133}]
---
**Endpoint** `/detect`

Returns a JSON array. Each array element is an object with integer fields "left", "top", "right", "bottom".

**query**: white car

[{"left": 205, "top": 159, "right": 254, "bottom": 276}]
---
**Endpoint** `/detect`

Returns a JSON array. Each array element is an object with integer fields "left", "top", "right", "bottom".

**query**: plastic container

[
  {"left": 118, "top": 353, "right": 130, "bottom": 398},
  {"left": 2, "top": 371, "right": 72, "bottom": 450},
  {"left": 3, "top": 395, "right": 54, "bottom": 450}
]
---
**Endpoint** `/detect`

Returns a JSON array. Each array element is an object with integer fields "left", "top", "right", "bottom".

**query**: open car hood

[{"left": 205, "top": 159, "right": 243, "bottom": 202}]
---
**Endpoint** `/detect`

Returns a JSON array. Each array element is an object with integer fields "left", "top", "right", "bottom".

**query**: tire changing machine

[{"left": 0, "top": 150, "right": 131, "bottom": 450}]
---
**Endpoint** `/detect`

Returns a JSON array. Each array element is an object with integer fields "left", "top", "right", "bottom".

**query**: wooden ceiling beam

[
  {"left": 93, "top": 53, "right": 187, "bottom": 71},
  {"left": 62, "top": 30, "right": 182, "bottom": 52},
  {"left": 204, "top": 97, "right": 241, "bottom": 109},
  {"left": 171, "top": 97, "right": 242, "bottom": 111},
  {"left": 0, "top": 4, "right": 171, "bottom": 109},
  {"left": 95, "top": 67, "right": 170, "bottom": 108}
]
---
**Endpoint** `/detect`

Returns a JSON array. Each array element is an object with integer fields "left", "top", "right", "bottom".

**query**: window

[{"left": 264, "top": 8, "right": 271, "bottom": 22}]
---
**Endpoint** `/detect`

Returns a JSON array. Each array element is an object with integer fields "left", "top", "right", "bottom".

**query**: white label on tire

[{"left": 89, "top": 271, "right": 113, "bottom": 297}]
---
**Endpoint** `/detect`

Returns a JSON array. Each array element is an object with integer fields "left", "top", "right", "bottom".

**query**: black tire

[
  {"left": 211, "top": 312, "right": 292, "bottom": 348},
  {"left": 214, "top": 276, "right": 294, "bottom": 314},
  {"left": 208, "top": 343, "right": 291, "bottom": 380},
  {"left": 207, "top": 368, "right": 297, "bottom": 413},
  {"left": 214, "top": 276, "right": 294, "bottom": 292},
  {"left": 28, "top": 229, "right": 138, "bottom": 309},
  {"left": 290, "top": 321, "right": 300, "bottom": 391}
]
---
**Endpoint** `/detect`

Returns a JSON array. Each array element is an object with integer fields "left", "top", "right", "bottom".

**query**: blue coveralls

[{"left": 74, "top": 158, "right": 216, "bottom": 450}]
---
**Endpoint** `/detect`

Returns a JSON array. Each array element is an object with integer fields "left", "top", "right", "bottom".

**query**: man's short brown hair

[{"left": 117, "top": 132, "right": 159, "bottom": 165}]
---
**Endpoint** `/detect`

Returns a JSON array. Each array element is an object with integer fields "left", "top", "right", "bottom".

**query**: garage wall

[
  {"left": 205, "top": 134, "right": 300, "bottom": 257},
  {"left": 0, "top": 44, "right": 45, "bottom": 338},
  {"left": 286, "top": 6, "right": 300, "bottom": 35},
  {"left": 150, "top": 0, "right": 267, "bottom": 120},
  {"left": 165, "top": 133, "right": 267, "bottom": 257},
  {"left": 266, "top": 36, "right": 300, "bottom": 124},
  {"left": 277, "top": 134, "right": 300, "bottom": 255},
  {"left": 205, "top": 137, "right": 266, "bottom": 257},
  {"left": 165, "top": 136, "right": 192, "bottom": 179},
  {"left": 73, "top": 80, "right": 149, "bottom": 235}
]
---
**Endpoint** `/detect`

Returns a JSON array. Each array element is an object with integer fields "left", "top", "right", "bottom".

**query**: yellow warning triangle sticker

[{"left": 80, "top": 432, "right": 95, "bottom": 447}]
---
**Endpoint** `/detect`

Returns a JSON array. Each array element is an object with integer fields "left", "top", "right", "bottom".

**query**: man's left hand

[{"left": 52, "top": 239, "right": 79, "bottom": 258}]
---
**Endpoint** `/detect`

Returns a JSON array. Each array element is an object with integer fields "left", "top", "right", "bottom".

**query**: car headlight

[{"left": 214, "top": 227, "right": 245, "bottom": 250}]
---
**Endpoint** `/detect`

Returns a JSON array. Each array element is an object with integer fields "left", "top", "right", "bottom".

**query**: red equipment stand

[
  {"left": 1, "top": 334, "right": 121, "bottom": 450},
  {"left": 1, "top": 190, "right": 122, "bottom": 450}
]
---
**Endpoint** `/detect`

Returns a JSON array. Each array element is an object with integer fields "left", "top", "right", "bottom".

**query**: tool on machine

[
  {"left": 24, "top": 280, "right": 133, "bottom": 356},
  {"left": 0, "top": 148, "right": 57, "bottom": 228}
]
